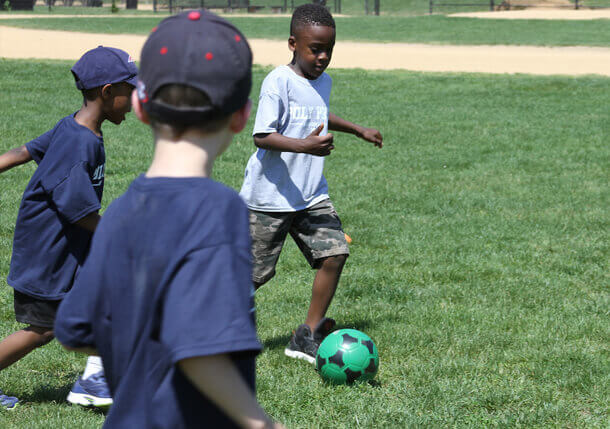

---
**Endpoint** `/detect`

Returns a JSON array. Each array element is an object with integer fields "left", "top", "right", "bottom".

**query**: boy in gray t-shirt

[{"left": 239, "top": 4, "right": 383, "bottom": 363}]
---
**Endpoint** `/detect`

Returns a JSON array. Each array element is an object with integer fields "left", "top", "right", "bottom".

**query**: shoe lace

[{"left": 81, "top": 371, "right": 111, "bottom": 397}]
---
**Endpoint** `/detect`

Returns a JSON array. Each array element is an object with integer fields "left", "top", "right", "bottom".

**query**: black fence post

[
  {"left": 283, "top": 0, "right": 286, "bottom": 12},
  {"left": 429, "top": 0, "right": 433, "bottom": 14},
  {"left": 575, "top": 0, "right": 579, "bottom": 9},
  {"left": 374, "top": 0, "right": 379, "bottom": 15},
  {"left": 489, "top": 0, "right": 494, "bottom": 10},
  {"left": 365, "top": 0, "right": 369, "bottom": 15}
]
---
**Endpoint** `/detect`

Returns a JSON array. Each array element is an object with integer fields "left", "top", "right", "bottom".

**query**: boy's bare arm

[
  {"left": 328, "top": 113, "right": 383, "bottom": 148},
  {"left": 178, "top": 354, "right": 284, "bottom": 429},
  {"left": 0, "top": 145, "right": 33, "bottom": 173},
  {"left": 254, "top": 124, "right": 334, "bottom": 156},
  {"left": 74, "top": 212, "right": 101, "bottom": 232}
]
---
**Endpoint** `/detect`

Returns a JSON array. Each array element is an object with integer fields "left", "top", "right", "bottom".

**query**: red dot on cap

[
  {"left": 151, "top": 26, "right": 158, "bottom": 32},
  {"left": 235, "top": 35, "right": 241, "bottom": 42},
  {"left": 205, "top": 52, "right": 213, "bottom": 60},
  {"left": 160, "top": 47, "right": 168, "bottom": 55},
  {"left": 188, "top": 11, "right": 201, "bottom": 20}
]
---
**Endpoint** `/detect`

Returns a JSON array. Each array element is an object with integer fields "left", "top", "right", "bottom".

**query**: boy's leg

[
  {"left": 0, "top": 291, "right": 58, "bottom": 409},
  {"left": 305, "top": 254, "right": 347, "bottom": 331},
  {"left": 0, "top": 326, "right": 54, "bottom": 370},
  {"left": 249, "top": 210, "right": 293, "bottom": 289},
  {"left": 0, "top": 290, "right": 58, "bottom": 369},
  {"left": 285, "top": 199, "right": 349, "bottom": 363}
]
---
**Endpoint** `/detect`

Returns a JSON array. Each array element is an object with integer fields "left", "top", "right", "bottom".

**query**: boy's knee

[
  {"left": 25, "top": 326, "right": 55, "bottom": 347},
  {"left": 321, "top": 254, "right": 347, "bottom": 270}
]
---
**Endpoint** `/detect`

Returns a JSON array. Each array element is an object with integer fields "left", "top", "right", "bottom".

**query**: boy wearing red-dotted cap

[{"left": 55, "top": 11, "right": 283, "bottom": 428}]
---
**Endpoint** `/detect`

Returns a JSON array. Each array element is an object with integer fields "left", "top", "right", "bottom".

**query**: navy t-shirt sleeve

[
  {"left": 41, "top": 161, "right": 101, "bottom": 223},
  {"left": 161, "top": 243, "right": 261, "bottom": 364},
  {"left": 25, "top": 129, "right": 53, "bottom": 164}
]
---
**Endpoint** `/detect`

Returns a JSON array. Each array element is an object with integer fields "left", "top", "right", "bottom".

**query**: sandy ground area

[
  {"left": 450, "top": 9, "right": 610, "bottom": 20},
  {"left": 1, "top": 10, "right": 609, "bottom": 76}
]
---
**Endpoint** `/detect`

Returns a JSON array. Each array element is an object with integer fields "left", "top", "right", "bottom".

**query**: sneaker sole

[
  {"left": 67, "top": 391, "right": 113, "bottom": 408},
  {"left": 284, "top": 348, "right": 316, "bottom": 364}
]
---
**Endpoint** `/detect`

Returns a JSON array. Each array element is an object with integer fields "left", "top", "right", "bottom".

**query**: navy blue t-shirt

[
  {"left": 8, "top": 114, "right": 104, "bottom": 300},
  {"left": 55, "top": 175, "right": 261, "bottom": 428},
  {"left": 26, "top": 128, "right": 53, "bottom": 164}
]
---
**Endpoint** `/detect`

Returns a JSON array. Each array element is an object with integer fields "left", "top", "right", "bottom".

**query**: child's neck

[
  {"left": 146, "top": 131, "right": 229, "bottom": 179},
  {"left": 74, "top": 103, "right": 104, "bottom": 137}
]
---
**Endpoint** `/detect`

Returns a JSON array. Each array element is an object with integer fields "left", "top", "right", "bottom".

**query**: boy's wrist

[{"left": 353, "top": 125, "right": 366, "bottom": 138}]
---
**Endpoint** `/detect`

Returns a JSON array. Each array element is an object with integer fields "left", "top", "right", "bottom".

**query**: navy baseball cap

[
  {"left": 71, "top": 46, "right": 138, "bottom": 90},
  {"left": 137, "top": 10, "right": 252, "bottom": 125}
]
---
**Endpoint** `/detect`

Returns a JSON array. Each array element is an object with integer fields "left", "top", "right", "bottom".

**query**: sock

[{"left": 82, "top": 356, "right": 104, "bottom": 380}]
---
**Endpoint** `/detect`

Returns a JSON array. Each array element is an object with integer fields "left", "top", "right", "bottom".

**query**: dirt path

[
  {"left": 1, "top": 20, "right": 609, "bottom": 76},
  {"left": 450, "top": 9, "right": 610, "bottom": 20}
]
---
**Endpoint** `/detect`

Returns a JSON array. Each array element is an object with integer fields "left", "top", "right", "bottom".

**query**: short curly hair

[{"left": 290, "top": 3, "right": 335, "bottom": 36}]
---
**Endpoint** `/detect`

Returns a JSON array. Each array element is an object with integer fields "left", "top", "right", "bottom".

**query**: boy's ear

[
  {"left": 229, "top": 99, "right": 252, "bottom": 134},
  {"left": 101, "top": 83, "right": 112, "bottom": 100},
  {"left": 288, "top": 35, "right": 297, "bottom": 53},
  {"left": 131, "top": 89, "right": 150, "bottom": 125}
]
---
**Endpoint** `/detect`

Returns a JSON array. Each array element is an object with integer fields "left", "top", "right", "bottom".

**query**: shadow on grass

[
  {"left": 262, "top": 318, "right": 373, "bottom": 351},
  {"left": 334, "top": 318, "right": 372, "bottom": 332},
  {"left": 262, "top": 333, "right": 291, "bottom": 351},
  {"left": 20, "top": 379, "right": 108, "bottom": 414}
]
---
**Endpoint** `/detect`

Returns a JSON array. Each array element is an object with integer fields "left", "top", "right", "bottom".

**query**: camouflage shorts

[{"left": 249, "top": 199, "right": 350, "bottom": 285}]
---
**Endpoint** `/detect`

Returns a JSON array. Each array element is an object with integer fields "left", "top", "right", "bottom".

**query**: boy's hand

[
  {"left": 358, "top": 127, "right": 383, "bottom": 148},
  {"left": 301, "top": 124, "right": 334, "bottom": 156}
]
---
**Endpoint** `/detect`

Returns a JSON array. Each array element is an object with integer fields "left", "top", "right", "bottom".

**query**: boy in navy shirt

[
  {"left": 0, "top": 46, "right": 137, "bottom": 409},
  {"left": 55, "top": 11, "right": 282, "bottom": 428},
  {"left": 240, "top": 4, "right": 383, "bottom": 363}
]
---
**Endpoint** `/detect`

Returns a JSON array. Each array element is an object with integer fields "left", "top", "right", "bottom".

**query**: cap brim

[{"left": 125, "top": 75, "right": 138, "bottom": 88}]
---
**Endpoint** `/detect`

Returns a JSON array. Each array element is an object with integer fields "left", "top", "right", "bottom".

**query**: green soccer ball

[{"left": 315, "top": 329, "right": 379, "bottom": 385}]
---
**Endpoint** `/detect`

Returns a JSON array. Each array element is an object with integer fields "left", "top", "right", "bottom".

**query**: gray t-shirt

[{"left": 239, "top": 65, "right": 331, "bottom": 212}]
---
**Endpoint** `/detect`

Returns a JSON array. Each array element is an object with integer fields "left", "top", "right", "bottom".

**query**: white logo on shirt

[
  {"left": 289, "top": 105, "right": 328, "bottom": 122},
  {"left": 92, "top": 163, "right": 105, "bottom": 186}
]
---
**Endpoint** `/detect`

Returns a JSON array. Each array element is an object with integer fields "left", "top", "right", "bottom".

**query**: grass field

[
  {"left": 2, "top": 14, "right": 610, "bottom": 46},
  {"left": 0, "top": 58, "right": 608, "bottom": 427}
]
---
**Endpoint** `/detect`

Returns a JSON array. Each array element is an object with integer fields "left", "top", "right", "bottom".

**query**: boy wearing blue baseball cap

[
  {"left": 55, "top": 11, "right": 282, "bottom": 428},
  {"left": 0, "top": 46, "right": 137, "bottom": 409}
]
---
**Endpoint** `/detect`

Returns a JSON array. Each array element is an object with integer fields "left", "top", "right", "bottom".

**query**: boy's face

[
  {"left": 104, "top": 82, "right": 134, "bottom": 125},
  {"left": 289, "top": 24, "right": 336, "bottom": 80}
]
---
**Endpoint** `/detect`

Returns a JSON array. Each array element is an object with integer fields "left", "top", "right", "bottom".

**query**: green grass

[
  {"left": 0, "top": 59, "right": 608, "bottom": 427},
  {"left": 1, "top": 14, "right": 610, "bottom": 46}
]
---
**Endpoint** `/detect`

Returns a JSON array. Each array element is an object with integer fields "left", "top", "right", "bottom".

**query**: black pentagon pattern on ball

[
  {"left": 341, "top": 333, "right": 358, "bottom": 346},
  {"left": 344, "top": 368, "right": 362, "bottom": 383},
  {"left": 365, "top": 358, "right": 377, "bottom": 374},
  {"left": 362, "top": 340, "right": 375, "bottom": 354},
  {"left": 328, "top": 349, "right": 344, "bottom": 367},
  {"left": 316, "top": 355, "right": 326, "bottom": 370}
]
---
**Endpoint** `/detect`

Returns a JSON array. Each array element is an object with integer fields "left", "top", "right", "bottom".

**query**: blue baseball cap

[
  {"left": 137, "top": 10, "right": 252, "bottom": 125},
  {"left": 71, "top": 46, "right": 138, "bottom": 90}
]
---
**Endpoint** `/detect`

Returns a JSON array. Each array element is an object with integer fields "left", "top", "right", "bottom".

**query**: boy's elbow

[{"left": 253, "top": 133, "right": 270, "bottom": 148}]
